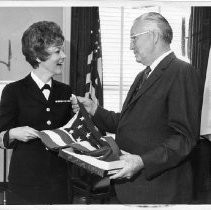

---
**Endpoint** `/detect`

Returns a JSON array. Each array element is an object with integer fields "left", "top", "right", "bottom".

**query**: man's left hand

[{"left": 109, "top": 154, "right": 144, "bottom": 180}]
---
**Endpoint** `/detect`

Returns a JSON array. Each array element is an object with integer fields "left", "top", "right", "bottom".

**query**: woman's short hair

[{"left": 22, "top": 21, "right": 64, "bottom": 69}]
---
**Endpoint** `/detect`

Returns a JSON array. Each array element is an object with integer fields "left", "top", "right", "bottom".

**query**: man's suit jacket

[
  {"left": 0, "top": 74, "right": 73, "bottom": 188},
  {"left": 93, "top": 53, "right": 201, "bottom": 204}
]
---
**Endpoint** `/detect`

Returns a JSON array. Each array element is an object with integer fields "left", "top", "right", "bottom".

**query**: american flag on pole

[
  {"left": 85, "top": 7, "right": 103, "bottom": 107},
  {"left": 39, "top": 96, "right": 120, "bottom": 161}
]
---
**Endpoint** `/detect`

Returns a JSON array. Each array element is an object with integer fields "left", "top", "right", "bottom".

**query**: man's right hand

[{"left": 70, "top": 95, "right": 98, "bottom": 116}]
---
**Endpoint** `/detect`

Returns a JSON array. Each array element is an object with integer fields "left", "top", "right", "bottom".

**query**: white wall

[{"left": 0, "top": 7, "right": 64, "bottom": 81}]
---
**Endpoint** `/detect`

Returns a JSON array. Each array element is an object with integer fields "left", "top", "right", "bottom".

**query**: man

[{"left": 71, "top": 12, "right": 201, "bottom": 204}]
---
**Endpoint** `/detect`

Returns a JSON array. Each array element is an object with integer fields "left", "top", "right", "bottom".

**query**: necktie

[
  {"left": 139, "top": 66, "right": 151, "bottom": 89},
  {"left": 41, "top": 84, "right": 51, "bottom": 100},
  {"left": 41, "top": 84, "right": 51, "bottom": 91},
  {"left": 136, "top": 66, "right": 151, "bottom": 91},
  {"left": 132, "top": 66, "right": 151, "bottom": 99}
]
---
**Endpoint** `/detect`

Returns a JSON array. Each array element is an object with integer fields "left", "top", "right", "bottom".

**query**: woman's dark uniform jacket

[
  {"left": 92, "top": 52, "right": 202, "bottom": 204},
  {"left": 0, "top": 74, "right": 73, "bottom": 199}
]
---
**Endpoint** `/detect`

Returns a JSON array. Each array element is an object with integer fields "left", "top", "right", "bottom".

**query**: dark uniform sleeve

[{"left": 0, "top": 84, "right": 18, "bottom": 148}]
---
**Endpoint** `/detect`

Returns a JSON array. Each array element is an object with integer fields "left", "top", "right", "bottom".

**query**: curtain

[
  {"left": 68, "top": 8, "right": 106, "bottom": 200},
  {"left": 70, "top": 7, "right": 103, "bottom": 106},
  {"left": 189, "top": 7, "right": 211, "bottom": 203},
  {"left": 189, "top": 7, "right": 211, "bottom": 87}
]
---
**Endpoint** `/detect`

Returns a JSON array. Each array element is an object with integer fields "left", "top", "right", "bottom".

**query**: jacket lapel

[
  {"left": 121, "top": 71, "right": 143, "bottom": 112},
  {"left": 48, "top": 79, "right": 58, "bottom": 103},
  {"left": 121, "top": 52, "right": 176, "bottom": 117},
  {"left": 22, "top": 74, "right": 48, "bottom": 104}
]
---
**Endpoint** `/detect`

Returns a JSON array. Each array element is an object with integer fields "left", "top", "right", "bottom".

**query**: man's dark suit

[
  {"left": 92, "top": 53, "right": 201, "bottom": 204},
  {"left": 0, "top": 74, "right": 73, "bottom": 204}
]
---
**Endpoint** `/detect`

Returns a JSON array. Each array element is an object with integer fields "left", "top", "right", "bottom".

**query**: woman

[{"left": 0, "top": 21, "right": 73, "bottom": 204}]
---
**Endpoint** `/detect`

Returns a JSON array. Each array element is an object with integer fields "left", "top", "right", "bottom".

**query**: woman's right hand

[{"left": 9, "top": 126, "right": 39, "bottom": 142}]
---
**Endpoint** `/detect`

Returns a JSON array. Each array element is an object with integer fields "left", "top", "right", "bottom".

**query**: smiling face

[{"left": 38, "top": 45, "right": 66, "bottom": 77}]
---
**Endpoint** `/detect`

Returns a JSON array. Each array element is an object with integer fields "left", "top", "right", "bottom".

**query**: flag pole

[{"left": 3, "top": 149, "right": 6, "bottom": 205}]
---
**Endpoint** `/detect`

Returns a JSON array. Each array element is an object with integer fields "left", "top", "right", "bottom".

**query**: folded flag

[{"left": 39, "top": 96, "right": 121, "bottom": 162}]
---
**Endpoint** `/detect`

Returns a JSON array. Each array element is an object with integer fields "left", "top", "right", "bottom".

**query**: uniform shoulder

[
  {"left": 3, "top": 76, "right": 27, "bottom": 90},
  {"left": 0, "top": 76, "right": 29, "bottom": 101}
]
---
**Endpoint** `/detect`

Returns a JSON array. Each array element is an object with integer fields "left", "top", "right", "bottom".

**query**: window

[{"left": 99, "top": 6, "right": 191, "bottom": 112}]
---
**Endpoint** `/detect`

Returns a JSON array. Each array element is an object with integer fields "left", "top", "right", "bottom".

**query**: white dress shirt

[
  {"left": 31, "top": 71, "right": 52, "bottom": 100},
  {"left": 148, "top": 50, "right": 172, "bottom": 77}
]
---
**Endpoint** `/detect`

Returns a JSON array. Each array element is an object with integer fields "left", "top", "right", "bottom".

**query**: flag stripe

[
  {"left": 42, "top": 130, "right": 66, "bottom": 147},
  {"left": 39, "top": 132, "right": 60, "bottom": 148},
  {"left": 85, "top": 7, "right": 103, "bottom": 107},
  {"left": 53, "top": 129, "right": 75, "bottom": 145},
  {"left": 87, "top": 52, "right": 93, "bottom": 65}
]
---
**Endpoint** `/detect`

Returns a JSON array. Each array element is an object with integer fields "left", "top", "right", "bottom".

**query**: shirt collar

[
  {"left": 31, "top": 71, "right": 52, "bottom": 89},
  {"left": 150, "top": 50, "right": 172, "bottom": 71}
]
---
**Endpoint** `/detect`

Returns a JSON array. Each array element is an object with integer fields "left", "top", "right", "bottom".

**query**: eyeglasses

[
  {"left": 130, "top": 31, "right": 150, "bottom": 43},
  {"left": 130, "top": 31, "right": 150, "bottom": 38}
]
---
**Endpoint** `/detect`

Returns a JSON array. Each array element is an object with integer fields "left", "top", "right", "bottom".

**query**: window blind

[{"left": 99, "top": 6, "right": 190, "bottom": 112}]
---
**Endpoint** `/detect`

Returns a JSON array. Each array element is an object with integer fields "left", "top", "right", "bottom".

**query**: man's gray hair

[{"left": 135, "top": 12, "right": 173, "bottom": 44}]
